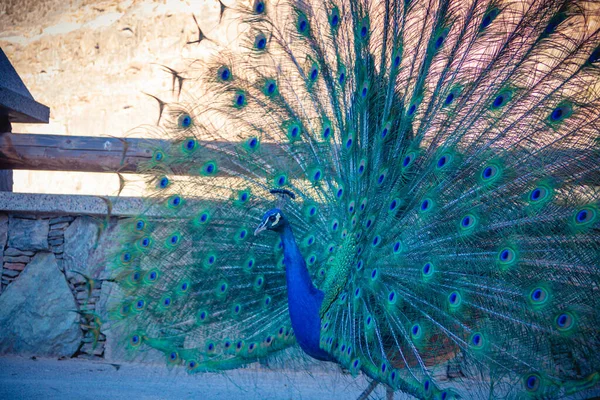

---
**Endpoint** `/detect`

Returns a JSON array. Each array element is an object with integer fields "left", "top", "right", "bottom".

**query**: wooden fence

[
  {"left": 0, "top": 132, "right": 302, "bottom": 180},
  {"left": 1, "top": 132, "right": 598, "bottom": 187}
]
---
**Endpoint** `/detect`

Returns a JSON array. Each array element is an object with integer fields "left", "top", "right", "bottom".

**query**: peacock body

[{"left": 106, "top": 0, "right": 600, "bottom": 398}]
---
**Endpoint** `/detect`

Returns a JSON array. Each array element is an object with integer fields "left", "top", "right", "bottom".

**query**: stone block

[
  {"left": 81, "top": 342, "right": 104, "bottom": 356},
  {"left": 79, "top": 303, "right": 96, "bottom": 312},
  {"left": 74, "top": 284, "right": 87, "bottom": 292},
  {"left": 49, "top": 216, "right": 75, "bottom": 225},
  {"left": 4, "top": 248, "right": 34, "bottom": 256},
  {"left": 0, "top": 252, "right": 83, "bottom": 357},
  {"left": 4, "top": 255, "right": 30, "bottom": 263},
  {"left": 48, "top": 230, "right": 64, "bottom": 238},
  {"left": 63, "top": 217, "right": 100, "bottom": 280},
  {"left": 50, "top": 222, "right": 70, "bottom": 230},
  {"left": 7, "top": 216, "right": 49, "bottom": 251},
  {"left": 3, "top": 262, "right": 26, "bottom": 271},
  {"left": 48, "top": 238, "right": 64, "bottom": 246},
  {"left": 76, "top": 290, "right": 91, "bottom": 301},
  {"left": 2, "top": 268, "right": 20, "bottom": 278}
]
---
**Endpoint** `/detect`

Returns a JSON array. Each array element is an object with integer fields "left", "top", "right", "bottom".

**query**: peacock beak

[{"left": 254, "top": 221, "right": 268, "bottom": 236}]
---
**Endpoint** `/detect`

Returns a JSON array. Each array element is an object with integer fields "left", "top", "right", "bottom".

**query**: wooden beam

[
  {"left": 0, "top": 132, "right": 300, "bottom": 177},
  {"left": 0, "top": 132, "right": 308, "bottom": 177},
  {"left": 0, "top": 132, "right": 597, "bottom": 185},
  {"left": 0, "top": 170, "right": 13, "bottom": 191},
  {"left": 0, "top": 132, "right": 155, "bottom": 174}
]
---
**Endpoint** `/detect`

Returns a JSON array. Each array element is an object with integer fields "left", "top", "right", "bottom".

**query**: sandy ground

[{"left": 0, "top": 355, "right": 398, "bottom": 400}]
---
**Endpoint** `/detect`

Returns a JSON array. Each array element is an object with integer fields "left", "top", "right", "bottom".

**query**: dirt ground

[{"left": 0, "top": 355, "right": 397, "bottom": 400}]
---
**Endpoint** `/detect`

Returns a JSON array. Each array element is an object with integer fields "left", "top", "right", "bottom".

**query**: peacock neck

[
  {"left": 279, "top": 224, "right": 331, "bottom": 361},
  {"left": 280, "top": 225, "right": 318, "bottom": 296}
]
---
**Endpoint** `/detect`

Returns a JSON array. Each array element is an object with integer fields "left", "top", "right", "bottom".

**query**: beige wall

[{"left": 0, "top": 0, "right": 244, "bottom": 195}]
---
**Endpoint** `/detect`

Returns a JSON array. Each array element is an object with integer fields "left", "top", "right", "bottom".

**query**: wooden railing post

[{"left": 0, "top": 118, "right": 13, "bottom": 191}]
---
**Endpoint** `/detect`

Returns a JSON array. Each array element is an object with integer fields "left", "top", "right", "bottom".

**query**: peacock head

[{"left": 254, "top": 209, "right": 287, "bottom": 235}]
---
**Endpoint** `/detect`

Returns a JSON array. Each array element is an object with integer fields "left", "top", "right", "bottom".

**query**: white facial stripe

[{"left": 273, "top": 213, "right": 281, "bottom": 226}]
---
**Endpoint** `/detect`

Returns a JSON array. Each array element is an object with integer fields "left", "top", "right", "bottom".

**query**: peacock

[{"left": 105, "top": 0, "right": 600, "bottom": 398}]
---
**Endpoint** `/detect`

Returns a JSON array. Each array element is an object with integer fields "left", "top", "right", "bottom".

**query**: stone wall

[
  {"left": 0, "top": 193, "right": 305, "bottom": 367},
  {"left": 0, "top": 211, "right": 114, "bottom": 359},
  {"left": 0, "top": 192, "right": 150, "bottom": 361}
]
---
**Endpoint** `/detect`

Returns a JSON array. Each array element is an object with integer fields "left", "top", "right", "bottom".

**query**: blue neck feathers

[{"left": 279, "top": 224, "right": 332, "bottom": 361}]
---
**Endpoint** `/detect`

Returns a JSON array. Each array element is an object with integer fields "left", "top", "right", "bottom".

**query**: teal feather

[{"left": 106, "top": 0, "right": 600, "bottom": 398}]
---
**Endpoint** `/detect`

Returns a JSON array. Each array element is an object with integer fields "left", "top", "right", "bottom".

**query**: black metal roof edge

[{"left": 0, "top": 47, "right": 50, "bottom": 123}]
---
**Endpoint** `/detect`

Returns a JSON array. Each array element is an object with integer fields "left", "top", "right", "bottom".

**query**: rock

[
  {"left": 2, "top": 269, "right": 20, "bottom": 278},
  {"left": 81, "top": 342, "right": 104, "bottom": 356},
  {"left": 51, "top": 244, "right": 64, "bottom": 254},
  {"left": 49, "top": 238, "right": 64, "bottom": 246},
  {"left": 4, "top": 255, "right": 31, "bottom": 263},
  {"left": 0, "top": 252, "right": 83, "bottom": 357},
  {"left": 74, "top": 284, "right": 88, "bottom": 292},
  {"left": 48, "top": 230, "right": 64, "bottom": 238},
  {"left": 63, "top": 217, "right": 100, "bottom": 281},
  {"left": 4, "top": 248, "right": 35, "bottom": 257},
  {"left": 3, "top": 262, "right": 26, "bottom": 271},
  {"left": 97, "top": 281, "right": 125, "bottom": 362},
  {"left": 83, "top": 333, "right": 106, "bottom": 343},
  {"left": 50, "top": 222, "right": 70, "bottom": 230},
  {"left": 79, "top": 303, "right": 96, "bottom": 312},
  {"left": 49, "top": 216, "right": 75, "bottom": 225},
  {"left": 76, "top": 291, "right": 91, "bottom": 301},
  {"left": 7, "top": 216, "right": 49, "bottom": 251}
]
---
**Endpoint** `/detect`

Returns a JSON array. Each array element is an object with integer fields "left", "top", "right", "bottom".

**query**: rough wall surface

[
  {"left": 0, "top": 252, "right": 82, "bottom": 357},
  {"left": 7, "top": 216, "right": 49, "bottom": 251},
  {"left": 0, "top": 212, "right": 113, "bottom": 359},
  {"left": 63, "top": 216, "right": 100, "bottom": 279}
]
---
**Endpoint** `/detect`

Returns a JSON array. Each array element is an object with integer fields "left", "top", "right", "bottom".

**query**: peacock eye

[{"left": 269, "top": 216, "right": 276, "bottom": 222}]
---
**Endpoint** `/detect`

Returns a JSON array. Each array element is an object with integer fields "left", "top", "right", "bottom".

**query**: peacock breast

[{"left": 318, "top": 236, "right": 357, "bottom": 317}]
